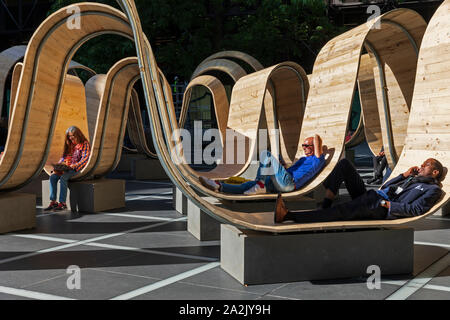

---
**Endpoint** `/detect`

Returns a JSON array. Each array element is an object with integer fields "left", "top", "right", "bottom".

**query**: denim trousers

[
  {"left": 49, "top": 170, "right": 78, "bottom": 203},
  {"left": 220, "top": 151, "right": 295, "bottom": 194}
]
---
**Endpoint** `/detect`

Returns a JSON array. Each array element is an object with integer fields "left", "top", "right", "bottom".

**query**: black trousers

[
  {"left": 287, "top": 159, "right": 388, "bottom": 223},
  {"left": 373, "top": 155, "right": 388, "bottom": 177}
]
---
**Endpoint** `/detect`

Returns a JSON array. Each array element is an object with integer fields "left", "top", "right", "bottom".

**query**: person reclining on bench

[
  {"left": 199, "top": 134, "right": 326, "bottom": 195},
  {"left": 274, "top": 157, "right": 444, "bottom": 223}
]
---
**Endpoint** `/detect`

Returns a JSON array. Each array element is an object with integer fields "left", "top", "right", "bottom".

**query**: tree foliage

[{"left": 49, "top": 0, "right": 345, "bottom": 81}]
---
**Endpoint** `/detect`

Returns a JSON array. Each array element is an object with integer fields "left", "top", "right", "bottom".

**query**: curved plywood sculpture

[
  {"left": 9, "top": 64, "right": 90, "bottom": 174},
  {"left": 44, "top": 75, "right": 90, "bottom": 173},
  {"left": 364, "top": 20, "right": 423, "bottom": 167},
  {"left": 180, "top": 75, "right": 229, "bottom": 145},
  {"left": 179, "top": 58, "right": 247, "bottom": 143},
  {"left": 0, "top": 46, "right": 28, "bottom": 119},
  {"left": 358, "top": 54, "right": 384, "bottom": 156},
  {"left": 179, "top": 51, "right": 264, "bottom": 136},
  {"left": 0, "top": 3, "right": 134, "bottom": 192},
  {"left": 172, "top": 9, "right": 425, "bottom": 202},
  {"left": 73, "top": 57, "right": 140, "bottom": 180},
  {"left": 190, "top": 58, "right": 247, "bottom": 83},
  {"left": 192, "top": 50, "right": 264, "bottom": 78},
  {"left": 126, "top": 88, "right": 158, "bottom": 158},
  {"left": 121, "top": 0, "right": 448, "bottom": 233},
  {"left": 184, "top": 62, "right": 308, "bottom": 180},
  {"left": 0, "top": 45, "right": 96, "bottom": 119}
]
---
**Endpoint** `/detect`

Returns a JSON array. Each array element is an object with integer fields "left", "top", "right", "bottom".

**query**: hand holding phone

[{"left": 404, "top": 166, "right": 419, "bottom": 177}]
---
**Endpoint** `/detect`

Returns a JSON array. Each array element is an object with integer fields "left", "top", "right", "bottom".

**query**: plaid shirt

[{"left": 60, "top": 141, "right": 91, "bottom": 172}]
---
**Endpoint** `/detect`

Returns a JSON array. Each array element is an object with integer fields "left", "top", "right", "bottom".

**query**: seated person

[
  {"left": 45, "top": 126, "right": 91, "bottom": 211},
  {"left": 275, "top": 157, "right": 444, "bottom": 223},
  {"left": 367, "top": 148, "right": 389, "bottom": 185},
  {"left": 199, "top": 134, "right": 326, "bottom": 195}
]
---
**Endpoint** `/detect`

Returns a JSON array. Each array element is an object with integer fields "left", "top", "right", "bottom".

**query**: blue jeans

[
  {"left": 220, "top": 151, "right": 295, "bottom": 194},
  {"left": 49, "top": 170, "right": 78, "bottom": 203}
]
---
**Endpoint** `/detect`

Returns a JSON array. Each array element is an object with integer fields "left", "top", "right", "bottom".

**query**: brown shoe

[{"left": 274, "top": 193, "right": 289, "bottom": 223}]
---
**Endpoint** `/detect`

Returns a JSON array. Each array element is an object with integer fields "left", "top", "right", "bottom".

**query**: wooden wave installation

[
  {"left": 168, "top": 8, "right": 424, "bottom": 202},
  {"left": 0, "top": 3, "right": 134, "bottom": 192},
  {"left": 179, "top": 51, "right": 263, "bottom": 144},
  {"left": 72, "top": 57, "right": 140, "bottom": 180},
  {"left": 0, "top": 45, "right": 96, "bottom": 128},
  {"left": 120, "top": 0, "right": 449, "bottom": 233}
]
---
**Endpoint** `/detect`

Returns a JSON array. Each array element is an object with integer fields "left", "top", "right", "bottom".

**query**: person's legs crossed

[
  {"left": 258, "top": 151, "right": 294, "bottom": 193},
  {"left": 323, "top": 158, "right": 367, "bottom": 200},
  {"left": 286, "top": 190, "right": 387, "bottom": 223}
]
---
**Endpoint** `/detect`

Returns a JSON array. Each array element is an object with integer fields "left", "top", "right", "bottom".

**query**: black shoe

[
  {"left": 53, "top": 202, "right": 67, "bottom": 211},
  {"left": 44, "top": 201, "right": 58, "bottom": 211},
  {"left": 274, "top": 194, "right": 289, "bottom": 223},
  {"left": 367, "top": 176, "right": 382, "bottom": 185}
]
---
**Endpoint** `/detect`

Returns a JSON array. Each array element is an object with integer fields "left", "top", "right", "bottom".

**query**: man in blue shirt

[
  {"left": 199, "top": 135, "right": 326, "bottom": 195},
  {"left": 275, "top": 158, "right": 444, "bottom": 223}
]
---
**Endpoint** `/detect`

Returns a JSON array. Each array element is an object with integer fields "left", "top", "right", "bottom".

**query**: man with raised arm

[
  {"left": 199, "top": 134, "right": 326, "bottom": 195},
  {"left": 275, "top": 158, "right": 444, "bottom": 223}
]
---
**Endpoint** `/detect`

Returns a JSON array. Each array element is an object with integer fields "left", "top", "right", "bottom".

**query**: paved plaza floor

[{"left": 0, "top": 165, "right": 448, "bottom": 301}]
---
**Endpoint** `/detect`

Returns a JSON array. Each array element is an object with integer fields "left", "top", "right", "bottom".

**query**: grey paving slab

[
  {"left": 0, "top": 236, "right": 63, "bottom": 260},
  {"left": 19, "top": 213, "right": 162, "bottom": 241},
  {"left": 413, "top": 244, "right": 448, "bottom": 276},
  {"left": 1, "top": 172, "right": 448, "bottom": 300},
  {"left": 123, "top": 198, "right": 175, "bottom": 213},
  {"left": 267, "top": 279, "right": 400, "bottom": 300},
  {"left": 409, "top": 217, "right": 450, "bottom": 230},
  {"left": 0, "top": 292, "right": 33, "bottom": 300},
  {"left": 179, "top": 267, "right": 287, "bottom": 296},
  {"left": 0, "top": 268, "right": 67, "bottom": 289},
  {"left": 99, "top": 231, "right": 219, "bottom": 254},
  {"left": 415, "top": 229, "right": 450, "bottom": 246},
  {"left": 431, "top": 266, "right": 450, "bottom": 283},
  {"left": 104, "top": 210, "right": 182, "bottom": 221},
  {"left": 132, "top": 281, "right": 264, "bottom": 300},
  {"left": 256, "top": 294, "right": 297, "bottom": 300},
  {"left": 407, "top": 288, "right": 450, "bottom": 300},
  {"left": 23, "top": 268, "right": 160, "bottom": 300},
  {"left": 0, "top": 245, "right": 138, "bottom": 288},
  {"left": 92, "top": 250, "right": 213, "bottom": 280}
]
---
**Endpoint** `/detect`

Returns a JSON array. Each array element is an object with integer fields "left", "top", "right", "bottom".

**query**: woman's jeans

[
  {"left": 220, "top": 151, "right": 295, "bottom": 194},
  {"left": 49, "top": 170, "right": 78, "bottom": 203}
]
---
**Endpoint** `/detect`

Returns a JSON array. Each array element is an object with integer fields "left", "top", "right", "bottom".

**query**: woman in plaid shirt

[{"left": 45, "top": 126, "right": 91, "bottom": 211}]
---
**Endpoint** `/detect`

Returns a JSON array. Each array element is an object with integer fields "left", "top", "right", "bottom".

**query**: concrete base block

[
  {"left": 42, "top": 179, "right": 125, "bottom": 213},
  {"left": 131, "top": 158, "right": 168, "bottom": 180},
  {"left": 17, "top": 171, "right": 48, "bottom": 199},
  {"left": 187, "top": 199, "right": 221, "bottom": 241},
  {"left": 434, "top": 201, "right": 450, "bottom": 217},
  {"left": 172, "top": 186, "right": 187, "bottom": 215},
  {"left": 116, "top": 153, "right": 146, "bottom": 172},
  {"left": 221, "top": 225, "right": 414, "bottom": 285},
  {"left": 0, "top": 193, "right": 36, "bottom": 234}
]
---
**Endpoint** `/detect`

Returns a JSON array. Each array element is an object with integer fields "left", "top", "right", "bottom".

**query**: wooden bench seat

[{"left": 120, "top": 0, "right": 449, "bottom": 233}]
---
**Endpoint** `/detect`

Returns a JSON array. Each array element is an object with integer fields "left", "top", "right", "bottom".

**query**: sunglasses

[{"left": 302, "top": 144, "right": 313, "bottom": 148}]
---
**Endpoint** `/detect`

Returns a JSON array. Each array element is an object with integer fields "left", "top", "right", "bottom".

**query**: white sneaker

[
  {"left": 199, "top": 176, "right": 220, "bottom": 192},
  {"left": 244, "top": 182, "right": 266, "bottom": 195}
]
